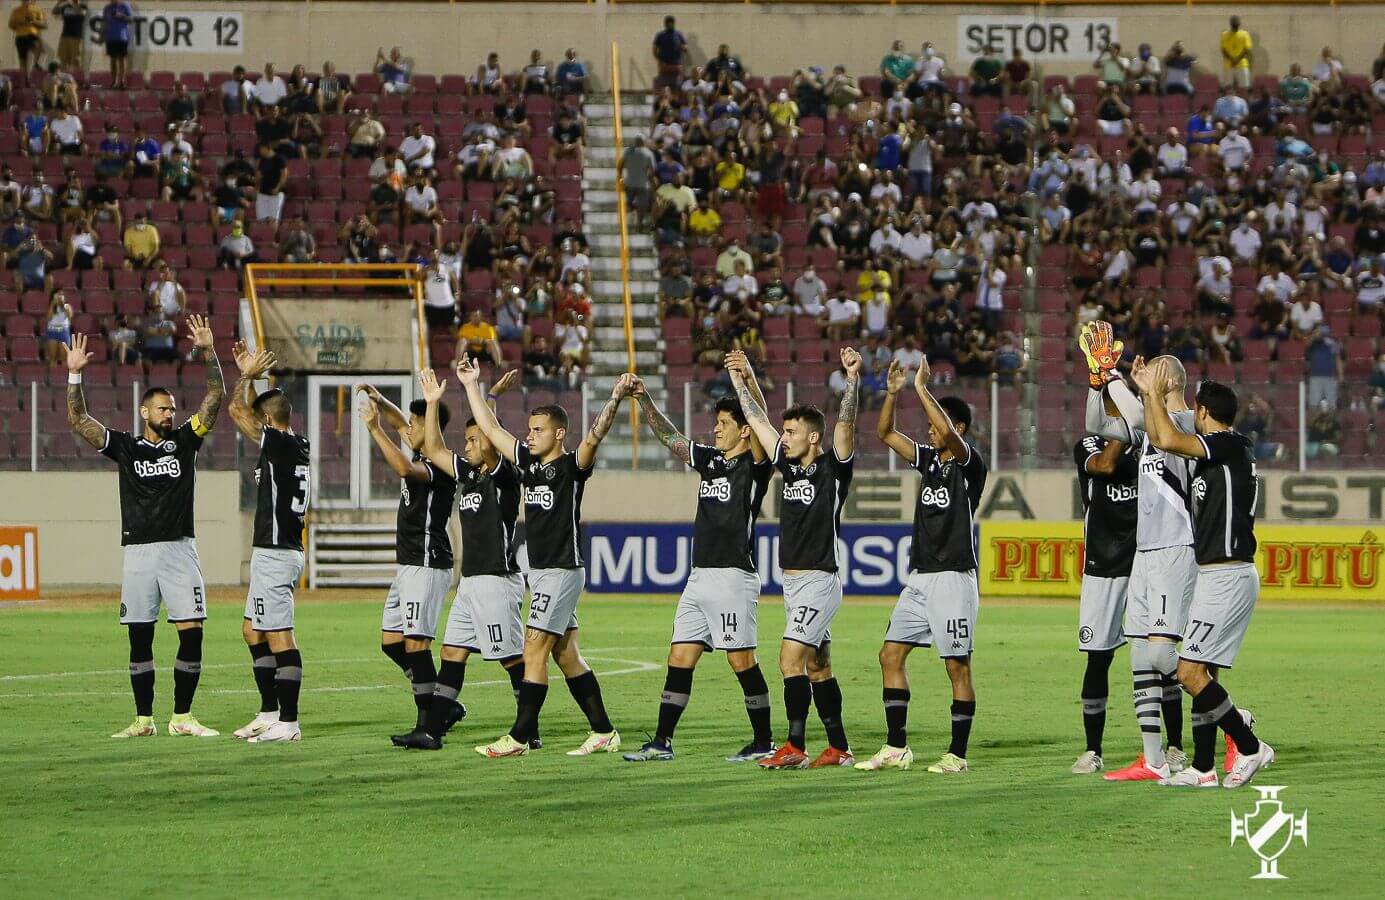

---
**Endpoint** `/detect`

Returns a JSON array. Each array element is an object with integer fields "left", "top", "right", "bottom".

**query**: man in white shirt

[
  {"left": 559, "top": 239, "right": 591, "bottom": 279},
  {"left": 974, "top": 262, "right": 1007, "bottom": 328},
  {"left": 1156, "top": 128, "right": 1188, "bottom": 175},
  {"left": 792, "top": 266, "right": 827, "bottom": 316},
  {"left": 1165, "top": 194, "right": 1200, "bottom": 241},
  {"left": 961, "top": 199, "right": 998, "bottom": 234},
  {"left": 1355, "top": 256, "right": 1385, "bottom": 309},
  {"left": 1256, "top": 264, "right": 1297, "bottom": 304},
  {"left": 1218, "top": 127, "right": 1253, "bottom": 172},
  {"left": 861, "top": 289, "right": 890, "bottom": 338},
  {"left": 891, "top": 335, "right": 924, "bottom": 374},
  {"left": 869, "top": 219, "right": 903, "bottom": 255},
  {"left": 1229, "top": 219, "right": 1262, "bottom": 263},
  {"left": 1311, "top": 47, "right": 1344, "bottom": 86},
  {"left": 714, "top": 241, "right": 753, "bottom": 278},
  {"left": 491, "top": 134, "right": 533, "bottom": 181},
  {"left": 1196, "top": 259, "right": 1233, "bottom": 311},
  {"left": 1263, "top": 193, "right": 1297, "bottom": 232},
  {"left": 913, "top": 43, "right": 946, "bottom": 90},
  {"left": 160, "top": 126, "right": 194, "bottom": 162},
  {"left": 369, "top": 148, "right": 407, "bottom": 184},
  {"left": 1288, "top": 291, "right": 1324, "bottom": 336},
  {"left": 48, "top": 107, "right": 83, "bottom": 153},
  {"left": 722, "top": 260, "right": 758, "bottom": 299},
  {"left": 252, "top": 63, "right": 288, "bottom": 111},
  {"left": 1127, "top": 169, "right": 1162, "bottom": 214},
  {"left": 399, "top": 123, "right": 437, "bottom": 171},
  {"left": 822, "top": 293, "right": 861, "bottom": 341}
]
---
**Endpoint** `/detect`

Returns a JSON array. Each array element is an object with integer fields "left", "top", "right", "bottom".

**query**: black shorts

[
  {"left": 15, "top": 36, "right": 39, "bottom": 57},
  {"left": 106, "top": 39, "right": 129, "bottom": 58}
]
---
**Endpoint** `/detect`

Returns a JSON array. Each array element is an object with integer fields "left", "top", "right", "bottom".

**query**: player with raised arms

[
  {"left": 858, "top": 356, "right": 986, "bottom": 774},
  {"left": 459, "top": 356, "right": 632, "bottom": 758},
  {"left": 622, "top": 351, "right": 776, "bottom": 763},
  {"left": 356, "top": 381, "right": 457, "bottom": 747},
  {"left": 225, "top": 343, "right": 312, "bottom": 744},
  {"left": 1131, "top": 362, "right": 1272, "bottom": 788},
  {"left": 65, "top": 316, "right": 225, "bottom": 738},
  {"left": 730, "top": 348, "right": 860, "bottom": 770},
  {"left": 396, "top": 366, "right": 532, "bottom": 751}
]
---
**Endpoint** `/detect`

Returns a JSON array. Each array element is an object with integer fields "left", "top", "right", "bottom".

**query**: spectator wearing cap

[{"left": 1221, "top": 16, "right": 1253, "bottom": 89}]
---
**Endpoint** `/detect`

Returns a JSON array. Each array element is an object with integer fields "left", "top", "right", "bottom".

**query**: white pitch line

[{"left": 0, "top": 656, "right": 661, "bottom": 701}]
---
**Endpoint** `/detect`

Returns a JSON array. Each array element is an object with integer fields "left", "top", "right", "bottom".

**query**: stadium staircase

[
  {"left": 581, "top": 93, "right": 670, "bottom": 467},
  {"left": 308, "top": 522, "right": 397, "bottom": 589}
]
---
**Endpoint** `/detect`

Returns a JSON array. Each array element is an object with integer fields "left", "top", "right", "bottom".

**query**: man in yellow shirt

[
  {"left": 856, "top": 267, "right": 892, "bottom": 301},
  {"left": 714, "top": 151, "right": 747, "bottom": 204},
  {"left": 1220, "top": 16, "right": 1252, "bottom": 89},
  {"left": 8, "top": 0, "right": 48, "bottom": 81},
  {"left": 456, "top": 309, "right": 502, "bottom": 367},
  {"left": 768, "top": 90, "right": 799, "bottom": 138},
  {"left": 687, "top": 196, "right": 721, "bottom": 246},
  {"left": 122, "top": 212, "right": 162, "bottom": 270}
]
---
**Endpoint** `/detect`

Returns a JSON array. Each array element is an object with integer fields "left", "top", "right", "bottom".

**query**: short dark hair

[
  {"left": 140, "top": 387, "right": 172, "bottom": 407},
  {"left": 464, "top": 416, "right": 479, "bottom": 429},
  {"left": 409, "top": 398, "right": 450, "bottom": 430},
  {"left": 252, "top": 388, "right": 292, "bottom": 426},
  {"left": 782, "top": 404, "right": 826, "bottom": 438},
  {"left": 530, "top": 404, "right": 569, "bottom": 431},
  {"left": 714, "top": 397, "right": 748, "bottom": 428},
  {"left": 938, "top": 397, "right": 973, "bottom": 434},
  {"left": 1196, "top": 380, "right": 1239, "bottom": 427}
]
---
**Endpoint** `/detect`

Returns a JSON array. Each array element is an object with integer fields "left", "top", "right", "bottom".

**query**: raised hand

[
  {"left": 841, "top": 346, "right": 862, "bottom": 378},
  {"left": 724, "top": 349, "right": 748, "bottom": 377},
  {"left": 243, "top": 349, "right": 276, "bottom": 379},
  {"left": 1130, "top": 355, "right": 1155, "bottom": 394},
  {"left": 232, "top": 340, "right": 254, "bottom": 372},
  {"left": 454, "top": 355, "right": 481, "bottom": 387},
  {"left": 610, "top": 372, "right": 634, "bottom": 399},
  {"left": 915, "top": 354, "right": 932, "bottom": 389},
  {"left": 360, "top": 396, "right": 380, "bottom": 429},
  {"left": 186, "top": 313, "right": 214, "bottom": 352},
  {"left": 490, "top": 368, "right": 520, "bottom": 397},
  {"left": 885, "top": 359, "right": 907, "bottom": 395},
  {"left": 628, "top": 373, "right": 648, "bottom": 398},
  {"left": 65, "top": 334, "right": 93, "bottom": 374},
  {"left": 418, "top": 368, "right": 447, "bottom": 403}
]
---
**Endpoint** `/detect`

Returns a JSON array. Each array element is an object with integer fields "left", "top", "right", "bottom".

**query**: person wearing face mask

[
  {"left": 219, "top": 221, "right": 257, "bottom": 270},
  {"left": 912, "top": 42, "right": 946, "bottom": 97},
  {"left": 1129, "top": 44, "right": 1162, "bottom": 94}
]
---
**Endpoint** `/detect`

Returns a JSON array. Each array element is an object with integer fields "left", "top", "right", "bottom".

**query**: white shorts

[
  {"left": 1078, "top": 574, "right": 1129, "bottom": 652},
  {"left": 1125, "top": 545, "right": 1197, "bottom": 640},
  {"left": 526, "top": 567, "right": 584, "bottom": 636},
  {"left": 381, "top": 565, "right": 452, "bottom": 639},
  {"left": 782, "top": 570, "right": 842, "bottom": 650},
  {"left": 1180, "top": 563, "right": 1260, "bottom": 670},
  {"left": 244, "top": 547, "right": 304, "bottom": 632},
  {"left": 670, "top": 567, "right": 761, "bottom": 651},
  {"left": 119, "top": 538, "right": 207, "bottom": 624},
  {"left": 442, "top": 573, "right": 525, "bottom": 660},
  {"left": 885, "top": 570, "right": 979, "bottom": 659}
]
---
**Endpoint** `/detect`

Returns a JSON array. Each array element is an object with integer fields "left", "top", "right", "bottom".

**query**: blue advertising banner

[{"left": 584, "top": 523, "right": 915, "bottom": 596}]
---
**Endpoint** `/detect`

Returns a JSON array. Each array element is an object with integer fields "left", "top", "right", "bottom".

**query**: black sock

[
  {"left": 811, "top": 678, "right": 849, "bottom": 751},
  {"left": 424, "top": 658, "right": 466, "bottom": 737},
  {"left": 249, "top": 641, "right": 278, "bottom": 713},
  {"left": 274, "top": 649, "right": 303, "bottom": 723},
  {"left": 382, "top": 641, "right": 410, "bottom": 678},
  {"left": 1081, "top": 650, "right": 1113, "bottom": 756},
  {"left": 948, "top": 699, "right": 976, "bottom": 758},
  {"left": 1162, "top": 675, "right": 1184, "bottom": 750},
  {"left": 883, "top": 687, "right": 910, "bottom": 748},
  {"left": 1190, "top": 708, "right": 1218, "bottom": 772},
  {"left": 509, "top": 680, "right": 549, "bottom": 743},
  {"left": 406, "top": 649, "right": 436, "bottom": 729},
  {"left": 172, "top": 628, "right": 203, "bottom": 715},
  {"left": 1194, "top": 680, "right": 1259, "bottom": 755},
  {"left": 783, "top": 675, "right": 812, "bottom": 748},
  {"left": 735, "top": 664, "right": 773, "bottom": 746},
  {"left": 655, "top": 665, "right": 694, "bottom": 744},
  {"left": 566, "top": 670, "right": 614, "bottom": 733},
  {"left": 128, "top": 623, "right": 155, "bottom": 717},
  {"left": 503, "top": 660, "right": 537, "bottom": 741}
]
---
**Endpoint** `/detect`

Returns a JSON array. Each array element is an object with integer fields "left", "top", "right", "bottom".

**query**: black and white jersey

[
  {"left": 396, "top": 456, "right": 456, "bottom": 569},
  {"left": 516, "top": 441, "right": 592, "bottom": 569},
  {"left": 253, "top": 427, "right": 311, "bottom": 551},
  {"left": 1075, "top": 436, "right": 1139, "bottom": 578},
  {"left": 1191, "top": 430, "right": 1258, "bottom": 565},
  {"left": 689, "top": 443, "right": 773, "bottom": 572},
  {"left": 100, "top": 422, "right": 203, "bottom": 546},
  {"left": 773, "top": 444, "right": 854, "bottom": 572},
  {"left": 908, "top": 440, "right": 988, "bottom": 573},
  {"left": 454, "top": 452, "right": 521, "bottom": 577},
  {"left": 1134, "top": 410, "right": 1196, "bottom": 551}
]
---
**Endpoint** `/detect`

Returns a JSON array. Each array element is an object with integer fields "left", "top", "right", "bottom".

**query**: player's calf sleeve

[
  {"left": 381, "top": 641, "right": 411, "bottom": 679},
  {"left": 1081, "top": 650, "right": 1114, "bottom": 756},
  {"left": 273, "top": 649, "right": 303, "bottom": 723},
  {"left": 1130, "top": 640, "right": 1166, "bottom": 767},
  {"left": 172, "top": 628, "right": 203, "bottom": 715},
  {"left": 1161, "top": 676, "right": 1185, "bottom": 750},
  {"left": 735, "top": 665, "right": 773, "bottom": 745},
  {"left": 1193, "top": 680, "right": 1260, "bottom": 755},
  {"left": 948, "top": 699, "right": 976, "bottom": 758},
  {"left": 655, "top": 666, "right": 694, "bottom": 744},
  {"left": 883, "top": 687, "right": 910, "bottom": 748},
  {"left": 566, "top": 670, "right": 614, "bottom": 734},
  {"left": 509, "top": 680, "right": 549, "bottom": 743},
  {"left": 425, "top": 659, "right": 466, "bottom": 737},
  {"left": 783, "top": 675, "right": 812, "bottom": 748},
  {"left": 811, "top": 678, "right": 849, "bottom": 751},
  {"left": 127, "top": 623, "right": 156, "bottom": 717},
  {"left": 249, "top": 642, "right": 278, "bottom": 713},
  {"left": 406, "top": 649, "right": 437, "bottom": 730}
]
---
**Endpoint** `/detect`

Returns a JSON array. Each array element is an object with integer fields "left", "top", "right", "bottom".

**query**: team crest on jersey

[
  {"left": 700, "top": 478, "right": 732, "bottom": 502},
  {"left": 401, "top": 484, "right": 411, "bottom": 505},
  {"left": 1079, "top": 625, "right": 1094, "bottom": 644},
  {"left": 543, "top": 466, "right": 556, "bottom": 479},
  {"left": 525, "top": 485, "right": 555, "bottom": 510},
  {"left": 783, "top": 481, "right": 816, "bottom": 504},
  {"left": 1192, "top": 477, "right": 1208, "bottom": 501},
  {"left": 161, "top": 441, "right": 177, "bottom": 452},
  {"left": 134, "top": 457, "right": 181, "bottom": 478}
]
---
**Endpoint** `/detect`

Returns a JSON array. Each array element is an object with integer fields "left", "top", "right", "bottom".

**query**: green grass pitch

[{"left": 2, "top": 591, "right": 1380, "bottom": 897}]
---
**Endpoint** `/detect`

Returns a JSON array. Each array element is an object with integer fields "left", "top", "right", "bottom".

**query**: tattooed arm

[
  {"left": 728, "top": 362, "right": 781, "bottom": 454},
  {"left": 64, "top": 335, "right": 107, "bottom": 450},
  {"left": 577, "top": 373, "right": 633, "bottom": 469},
  {"left": 834, "top": 347, "right": 862, "bottom": 459},
  {"left": 187, "top": 314, "right": 224, "bottom": 435},
  {"left": 630, "top": 375, "right": 691, "bottom": 465}
]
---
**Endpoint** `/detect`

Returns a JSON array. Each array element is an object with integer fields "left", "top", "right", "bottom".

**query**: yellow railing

[{"left": 611, "top": 41, "right": 641, "bottom": 470}]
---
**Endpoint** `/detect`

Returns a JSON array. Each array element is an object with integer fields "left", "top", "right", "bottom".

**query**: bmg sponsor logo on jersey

[
  {"left": 525, "top": 485, "right": 556, "bottom": 510},
  {"left": 133, "top": 457, "right": 182, "bottom": 479},
  {"left": 782, "top": 481, "right": 816, "bottom": 505},
  {"left": 459, "top": 492, "right": 483, "bottom": 514},
  {"left": 1106, "top": 483, "right": 1138, "bottom": 503},
  {"left": 699, "top": 478, "right": 732, "bottom": 502},
  {"left": 1140, "top": 455, "right": 1165, "bottom": 477}
]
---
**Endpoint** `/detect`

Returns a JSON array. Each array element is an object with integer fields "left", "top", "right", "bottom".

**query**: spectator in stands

[
  {"left": 523, "top": 334, "right": 561, "bottom": 390},
  {"left": 63, "top": 218, "right": 98, "bottom": 272},
  {"left": 314, "top": 62, "right": 351, "bottom": 114},
  {"left": 1237, "top": 394, "right": 1283, "bottom": 461},
  {"left": 1129, "top": 44, "right": 1162, "bottom": 94},
  {"left": 94, "top": 124, "right": 130, "bottom": 179},
  {"left": 394, "top": 121, "right": 437, "bottom": 174},
  {"left": 970, "top": 45, "right": 1004, "bottom": 97},
  {"left": 21, "top": 106, "right": 47, "bottom": 156},
  {"left": 375, "top": 46, "right": 413, "bottom": 95},
  {"left": 1213, "top": 86, "right": 1250, "bottom": 130},
  {"left": 1288, "top": 287, "right": 1325, "bottom": 338},
  {"left": 0, "top": 165, "right": 20, "bottom": 218},
  {"left": 822, "top": 290, "right": 861, "bottom": 342},
  {"left": 823, "top": 64, "right": 863, "bottom": 114},
  {"left": 912, "top": 42, "right": 946, "bottom": 96},
  {"left": 42, "top": 288, "right": 71, "bottom": 365},
  {"left": 55, "top": 167, "right": 83, "bottom": 226},
  {"left": 652, "top": 16, "right": 687, "bottom": 88},
  {"left": 9, "top": 0, "right": 48, "bottom": 84},
  {"left": 47, "top": 104, "right": 82, "bottom": 154},
  {"left": 1002, "top": 47, "right": 1036, "bottom": 98},
  {"left": 100, "top": 1, "right": 132, "bottom": 88},
  {"left": 1207, "top": 312, "right": 1243, "bottom": 363},
  {"left": 253, "top": 142, "right": 287, "bottom": 222},
  {"left": 367, "top": 167, "right": 401, "bottom": 229},
  {"left": 1163, "top": 41, "right": 1196, "bottom": 95},
  {"left": 221, "top": 65, "right": 251, "bottom": 114},
  {"left": 346, "top": 107, "right": 386, "bottom": 160},
  {"left": 340, "top": 214, "right": 377, "bottom": 264},
  {"left": 1218, "top": 124, "right": 1253, "bottom": 172},
  {"left": 10, "top": 233, "right": 52, "bottom": 293},
  {"left": 519, "top": 48, "right": 550, "bottom": 96},
  {"left": 471, "top": 51, "right": 502, "bottom": 95},
  {"left": 130, "top": 128, "right": 159, "bottom": 179},
  {"left": 1196, "top": 257, "right": 1233, "bottom": 315},
  {"left": 147, "top": 264, "right": 185, "bottom": 318},
  {"left": 52, "top": 1, "right": 86, "bottom": 71},
  {"left": 1312, "top": 46, "right": 1345, "bottom": 88},
  {"left": 491, "top": 134, "right": 533, "bottom": 183},
  {"left": 1221, "top": 15, "right": 1253, "bottom": 89},
  {"left": 1306, "top": 326, "right": 1343, "bottom": 408},
  {"left": 43, "top": 61, "right": 79, "bottom": 111},
  {"left": 139, "top": 302, "right": 178, "bottom": 368},
  {"left": 687, "top": 195, "right": 721, "bottom": 246},
  {"left": 279, "top": 216, "right": 316, "bottom": 264},
  {"left": 556, "top": 48, "right": 588, "bottom": 98},
  {"left": 1305, "top": 401, "right": 1341, "bottom": 460},
  {"left": 162, "top": 82, "right": 199, "bottom": 132},
  {"left": 792, "top": 264, "right": 827, "bottom": 318},
  {"left": 618, "top": 134, "right": 657, "bottom": 226},
  {"left": 456, "top": 308, "right": 503, "bottom": 368},
  {"left": 549, "top": 108, "right": 585, "bottom": 167},
  {"left": 793, "top": 66, "right": 828, "bottom": 119},
  {"left": 218, "top": 220, "right": 256, "bottom": 270},
  {"left": 1094, "top": 43, "right": 1130, "bottom": 90},
  {"left": 109, "top": 313, "right": 138, "bottom": 363},
  {"left": 121, "top": 211, "right": 161, "bottom": 270},
  {"left": 494, "top": 282, "right": 526, "bottom": 343},
  {"left": 159, "top": 147, "right": 200, "bottom": 203},
  {"left": 879, "top": 40, "right": 913, "bottom": 99},
  {"left": 401, "top": 172, "right": 443, "bottom": 248},
  {"left": 84, "top": 171, "right": 118, "bottom": 228},
  {"left": 1357, "top": 255, "right": 1385, "bottom": 312},
  {"left": 1095, "top": 85, "right": 1131, "bottom": 136},
  {"left": 252, "top": 62, "right": 288, "bottom": 115},
  {"left": 554, "top": 309, "right": 589, "bottom": 388}
]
